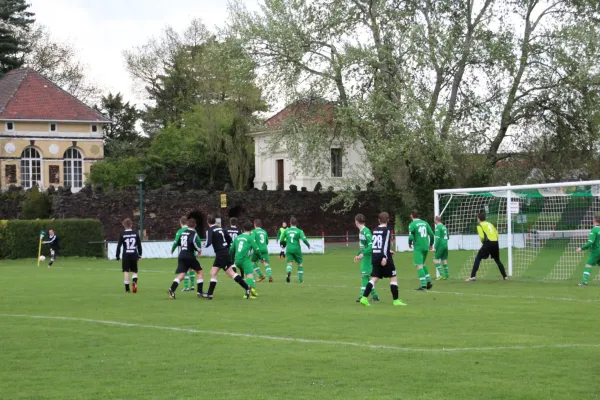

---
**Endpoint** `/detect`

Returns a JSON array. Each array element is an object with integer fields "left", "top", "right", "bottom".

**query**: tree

[
  {"left": 96, "top": 92, "right": 141, "bottom": 142},
  {"left": 21, "top": 24, "right": 100, "bottom": 104},
  {"left": 0, "top": 0, "right": 34, "bottom": 76}
]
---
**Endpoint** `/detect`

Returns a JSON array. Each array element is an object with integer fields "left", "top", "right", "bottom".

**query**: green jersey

[
  {"left": 171, "top": 225, "right": 198, "bottom": 253},
  {"left": 408, "top": 219, "right": 434, "bottom": 251},
  {"left": 357, "top": 226, "right": 373, "bottom": 257},
  {"left": 582, "top": 226, "right": 600, "bottom": 252},
  {"left": 278, "top": 227, "right": 288, "bottom": 243},
  {"left": 280, "top": 227, "right": 309, "bottom": 252},
  {"left": 251, "top": 228, "right": 269, "bottom": 251},
  {"left": 434, "top": 223, "right": 449, "bottom": 250},
  {"left": 230, "top": 233, "right": 259, "bottom": 263}
]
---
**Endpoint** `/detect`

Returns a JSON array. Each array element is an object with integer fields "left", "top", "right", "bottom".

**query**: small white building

[{"left": 249, "top": 100, "right": 371, "bottom": 191}]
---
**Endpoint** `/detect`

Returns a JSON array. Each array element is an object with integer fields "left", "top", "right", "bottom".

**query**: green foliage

[
  {"left": 0, "top": 0, "right": 34, "bottom": 76},
  {"left": 1, "top": 219, "right": 104, "bottom": 259},
  {"left": 20, "top": 186, "right": 51, "bottom": 220},
  {"left": 86, "top": 157, "right": 144, "bottom": 189}
]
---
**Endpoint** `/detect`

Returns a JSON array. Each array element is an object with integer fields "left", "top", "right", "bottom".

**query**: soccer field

[{"left": 1, "top": 248, "right": 599, "bottom": 400}]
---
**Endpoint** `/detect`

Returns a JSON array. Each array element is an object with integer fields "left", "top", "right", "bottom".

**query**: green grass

[{"left": 1, "top": 248, "right": 600, "bottom": 400}]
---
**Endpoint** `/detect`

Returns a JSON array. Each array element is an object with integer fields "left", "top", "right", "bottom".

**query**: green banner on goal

[{"left": 470, "top": 185, "right": 600, "bottom": 198}]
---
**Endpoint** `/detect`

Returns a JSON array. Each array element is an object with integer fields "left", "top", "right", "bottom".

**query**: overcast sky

[{"left": 30, "top": 0, "right": 252, "bottom": 106}]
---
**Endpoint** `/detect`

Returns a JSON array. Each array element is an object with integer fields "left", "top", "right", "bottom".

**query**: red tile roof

[
  {"left": 263, "top": 98, "right": 335, "bottom": 130},
  {"left": 0, "top": 68, "right": 109, "bottom": 122}
]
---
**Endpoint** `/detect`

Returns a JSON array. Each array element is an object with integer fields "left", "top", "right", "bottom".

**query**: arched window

[
  {"left": 63, "top": 148, "right": 83, "bottom": 189},
  {"left": 20, "top": 147, "right": 42, "bottom": 189}
]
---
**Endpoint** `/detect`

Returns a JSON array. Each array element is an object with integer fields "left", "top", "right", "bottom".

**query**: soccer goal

[{"left": 434, "top": 181, "right": 600, "bottom": 280}]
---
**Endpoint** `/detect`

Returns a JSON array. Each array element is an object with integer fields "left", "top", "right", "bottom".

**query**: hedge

[{"left": 0, "top": 219, "right": 104, "bottom": 259}]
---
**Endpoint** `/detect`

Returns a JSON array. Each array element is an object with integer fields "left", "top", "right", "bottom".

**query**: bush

[
  {"left": 21, "top": 186, "right": 51, "bottom": 219},
  {"left": 314, "top": 182, "right": 322, "bottom": 192},
  {"left": 0, "top": 219, "right": 104, "bottom": 259}
]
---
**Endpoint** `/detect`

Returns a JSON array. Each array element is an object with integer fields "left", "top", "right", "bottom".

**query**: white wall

[{"left": 251, "top": 131, "right": 370, "bottom": 191}]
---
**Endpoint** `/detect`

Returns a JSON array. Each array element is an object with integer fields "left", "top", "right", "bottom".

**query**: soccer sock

[
  {"left": 234, "top": 274, "right": 250, "bottom": 290},
  {"left": 371, "top": 287, "right": 379, "bottom": 298},
  {"left": 435, "top": 262, "right": 443, "bottom": 276},
  {"left": 132, "top": 274, "right": 138, "bottom": 284},
  {"left": 246, "top": 277, "right": 256, "bottom": 288},
  {"left": 443, "top": 264, "right": 449, "bottom": 279},
  {"left": 423, "top": 266, "right": 432, "bottom": 283},
  {"left": 189, "top": 271, "right": 196, "bottom": 289},
  {"left": 360, "top": 274, "right": 369, "bottom": 296},
  {"left": 583, "top": 267, "right": 592, "bottom": 283},
  {"left": 207, "top": 279, "right": 217, "bottom": 296},
  {"left": 286, "top": 264, "right": 292, "bottom": 274},
  {"left": 390, "top": 282, "right": 399, "bottom": 300},
  {"left": 418, "top": 268, "right": 427, "bottom": 287},
  {"left": 265, "top": 265, "right": 272, "bottom": 278},
  {"left": 197, "top": 279, "right": 204, "bottom": 293},
  {"left": 362, "top": 280, "right": 374, "bottom": 298},
  {"left": 49, "top": 257, "right": 54, "bottom": 266},
  {"left": 253, "top": 266, "right": 264, "bottom": 278},
  {"left": 124, "top": 280, "right": 130, "bottom": 293},
  {"left": 183, "top": 275, "right": 190, "bottom": 289},
  {"left": 170, "top": 279, "right": 180, "bottom": 291},
  {"left": 298, "top": 266, "right": 304, "bottom": 281}
]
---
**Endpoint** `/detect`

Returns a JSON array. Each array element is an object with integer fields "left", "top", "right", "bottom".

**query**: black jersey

[
  {"left": 179, "top": 229, "right": 202, "bottom": 258},
  {"left": 43, "top": 234, "right": 59, "bottom": 251},
  {"left": 116, "top": 229, "right": 142, "bottom": 260},
  {"left": 225, "top": 227, "right": 242, "bottom": 245},
  {"left": 205, "top": 225, "right": 231, "bottom": 252},
  {"left": 371, "top": 226, "right": 393, "bottom": 265}
]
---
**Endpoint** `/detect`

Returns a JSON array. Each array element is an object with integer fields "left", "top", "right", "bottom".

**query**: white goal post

[{"left": 434, "top": 180, "right": 600, "bottom": 280}]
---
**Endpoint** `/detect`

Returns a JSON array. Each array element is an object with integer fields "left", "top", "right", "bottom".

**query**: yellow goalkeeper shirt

[{"left": 477, "top": 221, "right": 499, "bottom": 243}]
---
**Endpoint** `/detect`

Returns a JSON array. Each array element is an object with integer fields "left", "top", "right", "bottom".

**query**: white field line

[{"left": 1, "top": 313, "right": 599, "bottom": 353}]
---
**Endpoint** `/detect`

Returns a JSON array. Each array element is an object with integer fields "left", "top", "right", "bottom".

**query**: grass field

[{"left": 1, "top": 247, "right": 600, "bottom": 400}]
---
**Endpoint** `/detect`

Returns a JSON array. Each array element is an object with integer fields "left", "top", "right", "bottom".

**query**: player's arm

[
  {"left": 204, "top": 229, "right": 213, "bottom": 248},
  {"left": 229, "top": 239, "right": 236, "bottom": 258},
  {"left": 136, "top": 233, "right": 143, "bottom": 258},
  {"left": 42, "top": 235, "right": 55, "bottom": 245},
  {"left": 193, "top": 233, "right": 202, "bottom": 256},
  {"left": 477, "top": 225, "right": 485, "bottom": 243},
  {"left": 434, "top": 225, "right": 441, "bottom": 250},
  {"left": 427, "top": 223, "right": 435, "bottom": 247},
  {"left": 408, "top": 222, "right": 415, "bottom": 247},
  {"left": 251, "top": 238, "right": 260, "bottom": 253},
  {"left": 171, "top": 230, "right": 183, "bottom": 253},
  {"left": 581, "top": 230, "right": 597, "bottom": 251},
  {"left": 361, "top": 230, "right": 373, "bottom": 256},
  {"left": 116, "top": 233, "right": 124, "bottom": 260},
  {"left": 300, "top": 231, "right": 310, "bottom": 248}
]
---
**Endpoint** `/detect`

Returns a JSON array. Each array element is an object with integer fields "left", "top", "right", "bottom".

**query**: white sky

[{"left": 30, "top": 0, "right": 254, "bottom": 106}]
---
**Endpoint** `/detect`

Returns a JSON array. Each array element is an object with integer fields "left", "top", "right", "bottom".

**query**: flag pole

[{"left": 37, "top": 231, "right": 44, "bottom": 267}]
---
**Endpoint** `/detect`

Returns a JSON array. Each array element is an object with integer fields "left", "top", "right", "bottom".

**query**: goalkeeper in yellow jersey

[
  {"left": 576, "top": 216, "right": 600, "bottom": 286},
  {"left": 467, "top": 214, "right": 508, "bottom": 281}
]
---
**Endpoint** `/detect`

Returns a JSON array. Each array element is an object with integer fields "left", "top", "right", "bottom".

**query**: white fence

[
  {"left": 108, "top": 238, "right": 325, "bottom": 260},
  {"left": 394, "top": 234, "right": 526, "bottom": 252}
]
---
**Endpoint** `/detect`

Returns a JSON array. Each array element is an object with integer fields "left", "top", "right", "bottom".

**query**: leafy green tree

[
  {"left": 0, "top": 0, "right": 34, "bottom": 76},
  {"left": 21, "top": 185, "right": 50, "bottom": 220}
]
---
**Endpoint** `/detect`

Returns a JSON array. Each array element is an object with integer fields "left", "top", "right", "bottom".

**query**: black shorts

[
  {"left": 371, "top": 258, "right": 397, "bottom": 279},
  {"left": 281, "top": 242, "right": 287, "bottom": 249},
  {"left": 477, "top": 242, "right": 500, "bottom": 260},
  {"left": 176, "top": 258, "right": 202, "bottom": 274},
  {"left": 122, "top": 258, "right": 138, "bottom": 273},
  {"left": 213, "top": 250, "right": 232, "bottom": 270}
]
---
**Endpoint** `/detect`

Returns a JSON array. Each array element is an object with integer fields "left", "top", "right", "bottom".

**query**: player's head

[
  {"left": 477, "top": 213, "right": 486, "bottom": 223},
  {"left": 282, "top": 221, "right": 287, "bottom": 228},
  {"left": 254, "top": 219, "right": 262, "bottom": 228},
  {"left": 243, "top": 220, "right": 253, "bottom": 233},
  {"left": 180, "top": 216, "right": 188, "bottom": 227},
  {"left": 49, "top": 229, "right": 55, "bottom": 236},
  {"left": 378, "top": 212, "right": 389, "bottom": 225},
  {"left": 122, "top": 218, "right": 133, "bottom": 229},
  {"left": 355, "top": 213, "right": 365, "bottom": 228},
  {"left": 230, "top": 217, "right": 238, "bottom": 227},
  {"left": 207, "top": 214, "right": 216, "bottom": 226},
  {"left": 187, "top": 218, "right": 197, "bottom": 229},
  {"left": 290, "top": 217, "right": 297, "bottom": 226},
  {"left": 410, "top": 209, "right": 419, "bottom": 220},
  {"left": 594, "top": 216, "right": 600, "bottom": 226},
  {"left": 434, "top": 215, "right": 442, "bottom": 225}
]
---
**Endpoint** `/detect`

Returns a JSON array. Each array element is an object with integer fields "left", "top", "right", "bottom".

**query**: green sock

[
  {"left": 418, "top": 268, "right": 426, "bottom": 287},
  {"left": 423, "top": 266, "right": 432, "bottom": 283},
  {"left": 435, "top": 263, "right": 443, "bottom": 276},
  {"left": 371, "top": 287, "right": 379, "bottom": 298},
  {"left": 189, "top": 271, "right": 196, "bottom": 289},
  {"left": 443, "top": 264, "right": 449, "bottom": 279},
  {"left": 583, "top": 266, "right": 592, "bottom": 283},
  {"left": 265, "top": 265, "right": 272, "bottom": 278},
  {"left": 246, "top": 277, "right": 256, "bottom": 288},
  {"left": 286, "top": 264, "right": 292, "bottom": 274},
  {"left": 254, "top": 265, "right": 264, "bottom": 278},
  {"left": 360, "top": 275, "right": 369, "bottom": 296},
  {"left": 298, "top": 266, "right": 304, "bottom": 282},
  {"left": 183, "top": 275, "right": 190, "bottom": 289}
]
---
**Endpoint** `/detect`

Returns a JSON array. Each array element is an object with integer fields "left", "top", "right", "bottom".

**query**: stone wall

[{"left": 49, "top": 186, "right": 394, "bottom": 240}]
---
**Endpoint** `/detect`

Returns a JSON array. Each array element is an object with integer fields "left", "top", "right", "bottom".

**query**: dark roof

[
  {"left": 0, "top": 68, "right": 109, "bottom": 122},
  {"left": 263, "top": 98, "right": 335, "bottom": 130}
]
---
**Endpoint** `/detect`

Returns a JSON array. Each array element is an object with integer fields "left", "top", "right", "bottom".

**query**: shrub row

[{"left": 0, "top": 219, "right": 104, "bottom": 259}]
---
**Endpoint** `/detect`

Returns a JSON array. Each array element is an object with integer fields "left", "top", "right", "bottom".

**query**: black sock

[
  {"left": 48, "top": 260, "right": 54, "bottom": 266},
  {"left": 197, "top": 280, "right": 204, "bottom": 293},
  {"left": 234, "top": 275, "right": 249, "bottom": 290},
  {"left": 133, "top": 277, "right": 138, "bottom": 283},
  {"left": 208, "top": 281, "right": 217, "bottom": 296},
  {"left": 125, "top": 284, "right": 130, "bottom": 292},
  {"left": 170, "top": 280, "right": 179, "bottom": 291},
  {"left": 390, "top": 283, "right": 399, "bottom": 300},
  {"left": 363, "top": 282, "right": 374, "bottom": 298}
]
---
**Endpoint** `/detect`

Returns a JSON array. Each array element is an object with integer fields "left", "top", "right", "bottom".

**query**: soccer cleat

[
  {"left": 465, "top": 277, "right": 476, "bottom": 282},
  {"left": 268, "top": 277, "right": 273, "bottom": 283},
  {"left": 415, "top": 287, "right": 427, "bottom": 291},
  {"left": 393, "top": 299, "right": 407, "bottom": 306},
  {"left": 503, "top": 277, "right": 509, "bottom": 281},
  {"left": 244, "top": 290, "right": 258, "bottom": 300},
  {"left": 371, "top": 296, "right": 381, "bottom": 302},
  {"left": 578, "top": 282, "right": 588, "bottom": 287},
  {"left": 205, "top": 295, "right": 213, "bottom": 300},
  {"left": 168, "top": 288, "right": 176, "bottom": 300},
  {"left": 286, "top": 272, "right": 291, "bottom": 283},
  {"left": 436, "top": 275, "right": 444, "bottom": 281},
  {"left": 132, "top": 282, "right": 137, "bottom": 293},
  {"left": 250, "top": 287, "right": 258, "bottom": 297},
  {"left": 197, "top": 292, "right": 207, "bottom": 299},
  {"left": 181, "top": 288, "right": 188, "bottom": 292},
  {"left": 426, "top": 282, "right": 433, "bottom": 290},
  {"left": 257, "top": 276, "right": 266, "bottom": 283},
  {"left": 356, "top": 297, "right": 362, "bottom": 303},
  {"left": 359, "top": 297, "right": 371, "bottom": 307}
]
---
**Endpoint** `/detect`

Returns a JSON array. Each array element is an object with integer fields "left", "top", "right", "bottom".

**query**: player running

[
  {"left": 226, "top": 218, "right": 243, "bottom": 278},
  {"left": 251, "top": 219, "right": 272, "bottom": 282},
  {"left": 354, "top": 214, "right": 380, "bottom": 302},
  {"left": 359, "top": 212, "right": 407, "bottom": 307},
  {"left": 230, "top": 221, "right": 260, "bottom": 299},
  {"left": 168, "top": 218, "right": 204, "bottom": 299},
  {"left": 576, "top": 215, "right": 600, "bottom": 286},
  {"left": 408, "top": 210, "right": 435, "bottom": 291},
  {"left": 173, "top": 216, "right": 196, "bottom": 292},
  {"left": 42, "top": 229, "right": 59, "bottom": 267},
  {"left": 433, "top": 216, "right": 450, "bottom": 280},
  {"left": 204, "top": 215, "right": 253, "bottom": 299},
  {"left": 280, "top": 217, "right": 310, "bottom": 283},
  {"left": 115, "top": 218, "right": 142, "bottom": 293}
]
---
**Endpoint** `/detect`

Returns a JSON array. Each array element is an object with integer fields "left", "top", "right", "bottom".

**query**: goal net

[{"left": 435, "top": 181, "right": 600, "bottom": 281}]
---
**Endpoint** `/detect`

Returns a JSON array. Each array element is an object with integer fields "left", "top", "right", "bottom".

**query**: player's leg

[
  {"left": 390, "top": 276, "right": 407, "bottom": 306},
  {"left": 194, "top": 266, "right": 204, "bottom": 297},
  {"left": 243, "top": 260, "right": 258, "bottom": 296},
  {"left": 224, "top": 266, "right": 252, "bottom": 297},
  {"left": 49, "top": 249, "right": 55, "bottom": 267},
  {"left": 360, "top": 257, "right": 379, "bottom": 301},
  {"left": 414, "top": 250, "right": 427, "bottom": 289},
  {"left": 207, "top": 266, "right": 220, "bottom": 299},
  {"left": 182, "top": 270, "right": 190, "bottom": 292},
  {"left": 285, "top": 252, "right": 294, "bottom": 283},
  {"left": 131, "top": 261, "right": 139, "bottom": 293},
  {"left": 467, "top": 246, "right": 487, "bottom": 281},
  {"left": 442, "top": 248, "right": 449, "bottom": 279},
  {"left": 296, "top": 253, "right": 304, "bottom": 283},
  {"left": 123, "top": 269, "right": 130, "bottom": 293},
  {"left": 421, "top": 250, "right": 433, "bottom": 289},
  {"left": 189, "top": 270, "right": 197, "bottom": 291},
  {"left": 490, "top": 243, "right": 507, "bottom": 279},
  {"left": 263, "top": 251, "right": 273, "bottom": 282},
  {"left": 252, "top": 252, "right": 265, "bottom": 282},
  {"left": 169, "top": 260, "right": 189, "bottom": 299},
  {"left": 579, "top": 253, "right": 599, "bottom": 286},
  {"left": 360, "top": 275, "right": 379, "bottom": 306}
]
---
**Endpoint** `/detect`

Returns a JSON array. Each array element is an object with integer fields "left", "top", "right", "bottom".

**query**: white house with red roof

[
  {"left": 0, "top": 68, "right": 110, "bottom": 191},
  {"left": 249, "top": 100, "right": 370, "bottom": 191}
]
